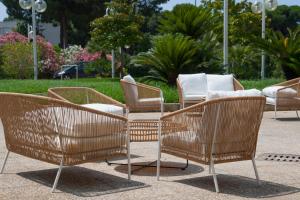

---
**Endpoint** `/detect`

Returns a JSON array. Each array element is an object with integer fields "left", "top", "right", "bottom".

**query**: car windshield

[{"left": 60, "top": 65, "right": 75, "bottom": 72}]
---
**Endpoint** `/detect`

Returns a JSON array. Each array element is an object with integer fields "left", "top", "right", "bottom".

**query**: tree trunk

[{"left": 60, "top": 14, "right": 67, "bottom": 48}]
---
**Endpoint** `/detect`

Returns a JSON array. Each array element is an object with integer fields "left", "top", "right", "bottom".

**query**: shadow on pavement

[
  {"left": 114, "top": 161, "right": 204, "bottom": 177},
  {"left": 175, "top": 174, "right": 300, "bottom": 198},
  {"left": 274, "top": 117, "right": 300, "bottom": 121},
  {"left": 18, "top": 166, "right": 148, "bottom": 197}
]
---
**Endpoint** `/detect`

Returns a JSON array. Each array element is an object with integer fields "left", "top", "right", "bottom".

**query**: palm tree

[
  {"left": 252, "top": 28, "right": 300, "bottom": 80},
  {"left": 131, "top": 34, "right": 199, "bottom": 85},
  {"left": 158, "top": 4, "right": 221, "bottom": 40}
]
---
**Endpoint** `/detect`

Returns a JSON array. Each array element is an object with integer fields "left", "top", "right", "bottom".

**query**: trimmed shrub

[{"left": 1, "top": 42, "right": 35, "bottom": 79}]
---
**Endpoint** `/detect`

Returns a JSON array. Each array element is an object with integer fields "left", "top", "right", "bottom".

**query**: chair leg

[
  {"left": 209, "top": 164, "right": 211, "bottom": 174},
  {"left": 0, "top": 151, "right": 10, "bottom": 174},
  {"left": 251, "top": 157, "right": 261, "bottom": 185},
  {"left": 210, "top": 159, "right": 219, "bottom": 193},
  {"left": 157, "top": 122, "right": 162, "bottom": 181},
  {"left": 274, "top": 104, "right": 277, "bottom": 119},
  {"left": 156, "top": 151, "right": 161, "bottom": 181},
  {"left": 296, "top": 110, "right": 299, "bottom": 119},
  {"left": 51, "top": 158, "right": 64, "bottom": 193},
  {"left": 127, "top": 132, "right": 131, "bottom": 180}
]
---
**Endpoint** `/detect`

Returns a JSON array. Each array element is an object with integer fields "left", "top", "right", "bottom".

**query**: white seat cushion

[
  {"left": 262, "top": 86, "right": 297, "bottom": 98},
  {"left": 82, "top": 103, "right": 124, "bottom": 116},
  {"left": 138, "top": 97, "right": 163, "bottom": 104},
  {"left": 266, "top": 97, "right": 276, "bottom": 105},
  {"left": 207, "top": 89, "right": 262, "bottom": 100},
  {"left": 183, "top": 94, "right": 206, "bottom": 101},
  {"left": 178, "top": 73, "right": 207, "bottom": 96},
  {"left": 207, "top": 74, "right": 234, "bottom": 91}
]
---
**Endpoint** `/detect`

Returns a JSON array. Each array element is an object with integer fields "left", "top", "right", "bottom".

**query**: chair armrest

[
  {"left": 277, "top": 83, "right": 300, "bottom": 97},
  {"left": 274, "top": 77, "right": 300, "bottom": 87},
  {"left": 160, "top": 102, "right": 205, "bottom": 136},
  {"left": 233, "top": 78, "right": 244, "bottom": 90}
]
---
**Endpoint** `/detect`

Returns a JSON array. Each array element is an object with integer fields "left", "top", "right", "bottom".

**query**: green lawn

[{"left": 0, "top": 78, "right": 283, "bottom": 103}]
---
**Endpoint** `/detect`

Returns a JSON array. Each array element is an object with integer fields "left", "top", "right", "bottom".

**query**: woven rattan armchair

[
  {"left": 177, "top": 75, "right": 244, "bottom": 108},
  {"left": 48, "top": 87, "right": 127, "bottom": 116},
  {"left": 157, "top": 96, "right": 266, "bottom": 193},
  {"left": 120, "top": 79, "right": 164, "bottom": 115},
  {"left": 262, "top": 77, "right": 300, "bottom": 118},
  {"left": 0, "top": 93, "right": 131, "bottom": 192}
]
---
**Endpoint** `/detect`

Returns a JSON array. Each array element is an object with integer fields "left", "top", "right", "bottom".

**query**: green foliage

[
  {"left": 196, "top": 31, "right": 222, "bottom": 73},
  {"left": 230, "top": 12, "right": 262, "bottom": 45},
  {"left": 131, "top": 34, "right": 199, "bottom": 85},
  {"left": 15, "top": 21, "right": 28, "bottom": 36},
  {"left": 0, "top": 78, "right": 284, "bottom": 103},
  {"left": 90, "top": 0, "right": 144, "bottom": 52},
  {"left": 0, "top": 42, "right": 35, "bottom": 79},
  {"left": 228, "top": 45, "right": 260, "bottom": 79},
  {"left": 267, "top": 5, "right": 300, "bottom": 35},
  {"left": 159, "top": 4, "right": 220, "bottom": 39},
  {"left": 84, "top": 58, "right": 112, "bottom": 77},
  {"left": 252, "top": 28, "right": 300, "bottom": 80}
]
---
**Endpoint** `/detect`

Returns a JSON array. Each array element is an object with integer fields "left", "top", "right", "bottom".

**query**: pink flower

[
  {"left": 75, "top": 48, "right": 102, "bottom": 62},
  {"left": 0, "top": 32, "right": 27, "bottom": 45},
  {"left": 0, "top": 32, "right": 61, "bottom": 73}
]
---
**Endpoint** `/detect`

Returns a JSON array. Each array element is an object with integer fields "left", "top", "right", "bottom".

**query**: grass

[{"left": 0, "top": 78, "right": 284, "bottom": 103}]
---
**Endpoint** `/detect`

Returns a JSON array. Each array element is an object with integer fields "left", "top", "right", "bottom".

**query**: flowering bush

[
  {"left": 75, "top": 48, "right": 101, "bottom": 62},
  {"left": 37, "top": 36, "right": 61, "bottom": 73},
  {"left": 60, "top": 45, "right": 101, "bottom": 64},
  {"left": 0, "top": 32, "right": 28, "bottom": 45},
  {"left": 1, "top": 42, "right": 34, "bottom": 79},
  {"left": 0, "top": 32, "right": 60, "bottom": 78},
  {"left": 61, "top": 45, "right": 101, "bottom": 64},
  {"left": 60, "top": 45, "right": 83, "bottom": 64}
]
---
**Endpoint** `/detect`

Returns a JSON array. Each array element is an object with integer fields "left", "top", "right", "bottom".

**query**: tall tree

[
  {"left": 90, "top": 0, "right": 143, "bottom": 76},
  {"left": 267, "top": 5, "right": 300, "bottom": 35},
  {"left": 0, "top": 0, "right": 107, "bottom": 47}
]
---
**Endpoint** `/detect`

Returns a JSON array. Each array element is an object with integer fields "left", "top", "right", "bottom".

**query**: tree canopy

[
  {"left": 267, "top": 5, "right": 300, "bottom": 35},
  {"left": 0, "top": 0, "right": 107, "bottom": 47}
]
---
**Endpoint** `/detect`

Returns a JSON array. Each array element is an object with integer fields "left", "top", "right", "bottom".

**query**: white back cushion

[
  {"left": 207, "top": 74, "right": 234, "bottom": 91},
  {"left": 207, "top": 89, "right": 262, "bottom": 100},
  {"left": 122, "top": 75, "right": 138, "bottom": 100},
  {"left": 123, "top": 75, "right": 136, "bottom": 84},
  {"left": 178, "top": 73, "right": 207, "bottom": 95},
  {"left": 262, "top": 86, "right": 297, "bottom": 98}
]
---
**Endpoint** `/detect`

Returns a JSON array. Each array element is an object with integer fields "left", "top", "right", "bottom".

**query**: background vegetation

[
  {"left": 0, "top": 78, "right": 284, "bottom": 103},
  {"left": 0, "top": 0, "right": 299, "bottom": 86}
]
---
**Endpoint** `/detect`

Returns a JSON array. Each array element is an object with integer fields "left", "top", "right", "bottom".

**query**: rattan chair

[
  {"left": 120, "top": 79, "right": 164, "bottom": 115},
  {"left": 177, "top": 75, "right": 244, "bottom": 108},
  {"left": 0, "top": 93, "right": 131, "bottom": 192},
  {"left": 48, "top": 87, "right": 127, "bottom": 116},
  {"left": 262, "top": 77, "right": 300, "bottom": 118},
  {"left": 157, "top": 96, "right": 266, "bottom": 193}
]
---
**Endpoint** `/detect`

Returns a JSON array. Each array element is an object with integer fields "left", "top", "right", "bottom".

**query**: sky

[{"left": 0, "top": 0, "right": 300, "bottom": 21}]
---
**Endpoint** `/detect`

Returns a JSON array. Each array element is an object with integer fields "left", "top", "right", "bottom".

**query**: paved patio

[{"left": 0, "top": 111, "right": 300, "bottom": 200}]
